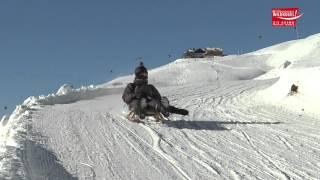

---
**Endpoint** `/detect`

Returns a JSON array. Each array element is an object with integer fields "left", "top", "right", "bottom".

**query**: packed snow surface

[{"left": 1, "top": 33, "right": 320, "bottom": 179}]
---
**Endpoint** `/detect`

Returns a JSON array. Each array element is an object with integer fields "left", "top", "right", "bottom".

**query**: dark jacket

[{"left": 122, "top": 79, "right": 161, "bottom": 105}]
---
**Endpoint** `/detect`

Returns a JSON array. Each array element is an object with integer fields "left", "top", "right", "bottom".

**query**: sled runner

[{"left": 126, "top": 110, "right": 168, "bottom": 123}]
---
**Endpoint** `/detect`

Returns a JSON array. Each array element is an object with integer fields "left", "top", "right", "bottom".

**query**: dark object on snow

[
  {"left": 283, "top": 61, "right": 291, "bottom": 69},
  {"left": 4, "top": 106, "right": 7, "bottom": 110},
  {"left": 289, "top": 84, "right": 299, "bottom": 95},
  {"left": 169, "top": 106, "right": 189, "bottom": 116},
  {"left": 122, "top": 62, "right": 189, "bottom": 119}
]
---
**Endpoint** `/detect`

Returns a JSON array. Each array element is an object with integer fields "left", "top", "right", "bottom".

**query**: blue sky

[{"left": 0, "top": 0, "right": 319, "bottom": 116}]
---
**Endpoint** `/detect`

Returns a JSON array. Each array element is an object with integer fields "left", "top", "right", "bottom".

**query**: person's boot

[
  {"left": 154, "top": 112, "right": 165, "bottom": 122},
  {"left": 160, "top": 106, "right": 170, "bottom": 117},
  {"left": 139, "top": 112, "right": 146, "bottom": 119},
  {"left": 169, "top": 106, "right": 189, "bottom": 116},
  {"left": 127, "top": 111, "right": 140, "bottom": 122},
  {"left": 155, "top": 103, "right": 170, "bottom": 117},
  {"left": 159, "top": 97, "right": 170, "bottom": 117}
]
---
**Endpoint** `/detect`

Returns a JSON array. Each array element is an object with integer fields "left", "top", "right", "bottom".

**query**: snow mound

[
  {"left": 104, "top": 58, "right": 266, "bottom": 88},
  {"left": 22, "top": 84, "right": 123, "bottom": 106},
  {"left": 56, "top": 84, "right": 74, "bottom": 95},
  {"left": 249, "top": 33, "right": 320, "bottom": 68}
]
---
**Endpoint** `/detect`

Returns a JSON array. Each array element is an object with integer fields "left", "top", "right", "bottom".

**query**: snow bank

[
  {"left": 0, "top": 83, "right": 123, "bottom": 176},
  {"left": 21, "top": 84, "right": 124, "bottom": 107},
  {"left": 0, "top": 102, "right": 32, "bottom": 178}
]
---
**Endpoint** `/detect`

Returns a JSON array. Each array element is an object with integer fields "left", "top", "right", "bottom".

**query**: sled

[{"left": 126, "top": 110, "right": 168, "bottom": 123}]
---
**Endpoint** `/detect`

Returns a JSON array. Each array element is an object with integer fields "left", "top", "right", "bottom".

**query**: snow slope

[{"left": 1, "top": 33, "right": 320, "bottom": 179}]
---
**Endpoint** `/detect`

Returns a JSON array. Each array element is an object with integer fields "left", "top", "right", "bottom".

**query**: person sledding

[{"left": 122, "top": 62, "right": 189, "bottom": 122}]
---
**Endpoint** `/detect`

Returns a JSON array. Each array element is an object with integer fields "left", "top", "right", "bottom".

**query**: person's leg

[
  {"left": 127, "top": 100, "right": 139, "bottom": 121},
  {"left": 129, "top": 99, "right": 139, "bottom": 112},
  {"left": 160, "top": 97, "right": 170, "bottom": 117},
  {"left": 129, "top": 99, "right": 146, "bottom": 119},
  {"left": 138, "top": 98, "right": 147, "bottom": 119},
  {"left": 160, "top": 96, "right": 188, "bottom": 116},
  {"left": 161, "top": 97, "right": 170, "bottom": 109},
  {"left": 146, "top": 98, "right": 170, "bottom": 117}
]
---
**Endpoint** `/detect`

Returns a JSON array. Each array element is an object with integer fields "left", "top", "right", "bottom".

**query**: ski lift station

[{"left": 183, "top": 48, "right": 224, "bottom": 58}]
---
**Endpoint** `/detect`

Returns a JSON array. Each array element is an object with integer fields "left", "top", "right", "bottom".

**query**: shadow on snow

[{"left": 163, "top": 120, "right": 282, "bottom": 131}]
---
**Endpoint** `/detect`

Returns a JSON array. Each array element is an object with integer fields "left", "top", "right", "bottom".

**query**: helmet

[{"left": 135, "top": 62, "right": 148, "bottom": 79}]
